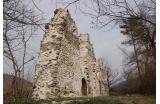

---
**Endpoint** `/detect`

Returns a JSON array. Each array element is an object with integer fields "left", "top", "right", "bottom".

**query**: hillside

[{"left": 3, "top": 73, "right": 33, "bottom": 101}]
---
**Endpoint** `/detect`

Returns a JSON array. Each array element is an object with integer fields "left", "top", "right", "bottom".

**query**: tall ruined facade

[{"left": 32, "top": 8, "right": 109, "bottom": 99}]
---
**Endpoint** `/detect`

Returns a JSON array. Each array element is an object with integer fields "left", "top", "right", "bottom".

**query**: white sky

[
  {"left": 3, "top": 0, "right": 129, "bottom": 80},
  {"left": 3, "top": 0, "right": 157, "bottom": 79},
  {"left": 2, "top": 0, "right": 141, "bottom": 77}
]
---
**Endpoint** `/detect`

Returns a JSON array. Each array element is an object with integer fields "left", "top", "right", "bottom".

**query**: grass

[
  {"left": 6, "top": 95, "right": 156, "bottom": 104},
  {"left": 51, "top": 97, "right": 88, "bottom": 102},
  {"left": 6, "top": 99, "right": 52, "bottom": 104},
  {"left": 6, "top": 96, "right": 124, "bottom": 104},
  {"left": 70, "top": 97, "right": 124, "bottom": 104},
  {"left": 6, "top": 97, "right": 88, "bottom": 104}
]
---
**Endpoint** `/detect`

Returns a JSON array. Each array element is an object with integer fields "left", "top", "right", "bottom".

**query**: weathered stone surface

[{"left": 32, "top": 8, "right": 109, "bottom": 99}]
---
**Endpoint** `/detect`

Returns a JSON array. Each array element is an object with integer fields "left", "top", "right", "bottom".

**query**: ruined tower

[{"left": 32, "top": 8, "right": 109, "bottom": 99}]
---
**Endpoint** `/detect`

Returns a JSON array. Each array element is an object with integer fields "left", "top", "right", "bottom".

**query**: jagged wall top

[
  {"left": 45, "top": 8, "right": 78, "bottom": 36},
  {"left": 79, "top": 34, "right": 90, "bottom": 43}
]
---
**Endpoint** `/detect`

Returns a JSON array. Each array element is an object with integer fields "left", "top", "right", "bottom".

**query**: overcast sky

[
  {"left": 3, "top": 0, "right": 129, "bottom": 76},
  {"left": 4, "top": 0, "right": 152, "bottom": 77}
]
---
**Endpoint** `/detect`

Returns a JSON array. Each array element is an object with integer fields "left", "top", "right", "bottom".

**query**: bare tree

[
  {"left": 3, "top": 0, "right": 44, "bottom": 100},
  {"left": 55, "top": 0, "right": 155, "bottom": 29},
  {"left": 122, "top": 68, "right": 140, "bottom": 94},
  {"left": 119, "top": 6, "right": 156, "bottom": 93},
  {"left": 56, "top": 0, "right": 156, "bottom": 64},
  {"left": 98, "top": 58, "right": 119, "bottom": 89},
  {"left": 120, "top": 43, "right": 155, "bottom": 94},
  {"left": 55, "top": 0, "right": 156, "bottom": 94}
]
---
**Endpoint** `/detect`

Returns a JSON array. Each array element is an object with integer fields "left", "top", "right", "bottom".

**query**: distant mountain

[{"left": 112, "top": 81, "right": 126, "bottom": 90}]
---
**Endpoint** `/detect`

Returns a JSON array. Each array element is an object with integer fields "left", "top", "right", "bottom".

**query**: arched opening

[
  {"left": 99, "top": 81, "right": 101, "bottom": 95},
  {"left": 81, "top": 78, "right": 87, "bottom": 96}
]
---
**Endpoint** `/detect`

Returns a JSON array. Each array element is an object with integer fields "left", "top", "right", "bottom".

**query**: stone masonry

[{"left": 32, "top": 8, "right": 109, "bottom": 99}]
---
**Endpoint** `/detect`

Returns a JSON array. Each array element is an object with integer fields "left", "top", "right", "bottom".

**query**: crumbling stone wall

[
  {"left": 32, "top": 8, "right": 109, "bottom": 99},
  {"left": 79, "top": 34, "right": 109, "bottom": 97}
]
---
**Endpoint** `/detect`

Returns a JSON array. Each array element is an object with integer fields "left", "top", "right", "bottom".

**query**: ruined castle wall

[
  {"left": 100, "top": 67, "right": 109, "bottom": 96},
  {"left": 32, "top": 24, "right": 62, "bottom": 99},
  {"left": 79, "top": 34, "right": 91, "bottom": 96},
  {"left": 56, "top": 10, "right": 82, "bottom": 97},
  {"left": 57, "top": 35, "right": 82, "bottom": 97},
  {"left": 32, "top": 8, "right": 109, "bottom": 99},
  {"left": 32, "top": 9, "right": 70, "bottom": 99},
  {"left": 79, "top": 34, "right": 99, "bottom": 97},
  {"left": 79, "top": 34, "right": 109, "bottom": 97}
]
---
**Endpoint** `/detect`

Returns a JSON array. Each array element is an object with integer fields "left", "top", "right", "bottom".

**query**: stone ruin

[{"left": 32, "top": 8, "right": 109, "bottom": 99}]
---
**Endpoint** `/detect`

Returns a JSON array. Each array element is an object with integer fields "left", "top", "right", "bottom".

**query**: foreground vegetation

[{"left": 6, "top": 95, "right": 155, "bottom": 104}]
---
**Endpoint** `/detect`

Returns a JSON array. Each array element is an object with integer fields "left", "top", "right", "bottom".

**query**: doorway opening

[
  {"left": 99, "top": 81, "right": 101, "bottom": 95},
  {"left": 81, "top": 78, "right": 87, "bottom": 96}
]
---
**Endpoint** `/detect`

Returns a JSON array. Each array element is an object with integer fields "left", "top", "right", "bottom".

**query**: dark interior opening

[
  {"left": 99, "top": 81, "right": 101, "bottom": 95},
  {"left": 81, "top": 78, "right": 87, "bottom": 96}
]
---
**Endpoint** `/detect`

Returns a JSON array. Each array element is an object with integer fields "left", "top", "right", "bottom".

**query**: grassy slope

[{"left": 7, "top": 96, "right": 156, "bottom": 104}]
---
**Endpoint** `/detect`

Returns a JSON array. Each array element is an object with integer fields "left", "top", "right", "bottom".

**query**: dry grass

[{"left": 115, "top": 95, "right": 156, "bottom": 104}]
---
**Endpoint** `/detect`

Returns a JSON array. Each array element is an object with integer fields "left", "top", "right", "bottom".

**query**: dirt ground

[{"left": 115, "top": 95, "right": 156, "bottom": 104}]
